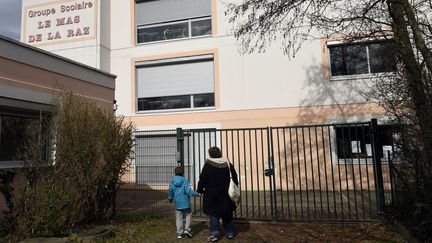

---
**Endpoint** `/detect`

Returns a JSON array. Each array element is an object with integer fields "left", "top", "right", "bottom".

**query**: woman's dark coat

[{"left": 197, "top": 158, "right": 239, "bottom": 217}]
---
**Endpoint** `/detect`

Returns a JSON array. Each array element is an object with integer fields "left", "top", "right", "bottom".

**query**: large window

[
  {"left": 136, "top": 55, "right": 215, "bottom": 112},
  {"left": 328, "top": 40, "right": 397, "bottom": 78},
  {"left": 335, "top": 124, "right": 395, "bottom": 162},
  {"left": 136, "top": 0, "right": 212, "bottom": 44},
  {"left": 0, "top": 107, "right": 50, "bottom": 168}
]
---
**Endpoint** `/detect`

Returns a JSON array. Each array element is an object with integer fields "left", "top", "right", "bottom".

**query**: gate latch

[
  {"left": 264, "top": 168, "right": 274, "bottom": 176},
  {"left": 264, "top": 158, "right": 274, "bottom": 176}
]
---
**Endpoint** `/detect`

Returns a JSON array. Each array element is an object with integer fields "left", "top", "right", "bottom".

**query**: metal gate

[{"left": 116, "top": 119, "right": 391, "bottom": 222}]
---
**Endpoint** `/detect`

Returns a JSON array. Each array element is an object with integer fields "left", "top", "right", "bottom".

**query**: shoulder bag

[{"left": 226, "top": 161, "right": 241, "bottom": 206}]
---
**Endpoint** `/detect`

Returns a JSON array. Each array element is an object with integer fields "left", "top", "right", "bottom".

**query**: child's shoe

[{"left": 177, "top": 235, "right": 182, "bottom": 239}]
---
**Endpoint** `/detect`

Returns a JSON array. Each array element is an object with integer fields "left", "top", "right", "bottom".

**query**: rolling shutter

[
  {"left": 136, "top": 55, "right": 214, "bottom": 98},
  {"left": 136, "top": 0, "right": 211, "bottom": 26}
]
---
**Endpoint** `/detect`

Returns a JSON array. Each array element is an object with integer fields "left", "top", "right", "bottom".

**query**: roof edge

[{"left": 0, "top": 35, "right": 116, "bottom": 89}]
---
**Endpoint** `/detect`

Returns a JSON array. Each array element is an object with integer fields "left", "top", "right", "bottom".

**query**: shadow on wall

[
  {"left": 267, "top": 63, "right": 382, "bottom": 192},
  {"left": 296, "top": 62, "right": 370, "bottom": 125}
]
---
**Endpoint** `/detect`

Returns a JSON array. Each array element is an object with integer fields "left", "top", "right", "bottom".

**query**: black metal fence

[
  {"left": 386, "top": 149, "right": 410, "bottom": 209},
  {"left": 116, "top": 119, "right": 394, "bottom": 222}
]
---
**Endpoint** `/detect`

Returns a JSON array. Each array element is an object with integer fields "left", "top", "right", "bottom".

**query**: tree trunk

[
  {"left": 387, "top": 0, "right": 432, "bottom": 186},
  {"left": 401, "top": 0, "right": 432, "bottom": 75}
]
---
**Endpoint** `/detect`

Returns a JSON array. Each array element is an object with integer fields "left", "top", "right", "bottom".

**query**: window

[
  {"left": 136, "top": 54, "right": 215, "bottom": 112},
  {"left": 335, "top": 124, "right": 395, "bottom": 162},
  {"left": 328, "top": 40, "right": 396, "bottom": 78},
  {"left": 136, "top": 0, "right": 212, "bottom": 44},
  {"left": 0, "top": 106, "right": 50, "bottom": 168}
]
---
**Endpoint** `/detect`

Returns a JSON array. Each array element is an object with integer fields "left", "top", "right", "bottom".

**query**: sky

[{"left": 0, "top": 0, "right": 22, "bottom": 40}]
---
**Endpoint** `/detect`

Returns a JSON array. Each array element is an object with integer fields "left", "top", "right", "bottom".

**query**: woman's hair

[{"left": 208, "top": 146, "right": 222, "bottom": 158}]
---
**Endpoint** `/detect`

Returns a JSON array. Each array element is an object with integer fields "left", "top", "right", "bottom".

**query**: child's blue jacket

[{"left": 168, "top": 175, "right": 199, "bottom": 210}]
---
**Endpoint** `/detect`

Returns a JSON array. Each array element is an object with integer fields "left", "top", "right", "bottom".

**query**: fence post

[
  {"left": 176, "top": 127, "right": 184, "bottom": 168},
  {"left": 266, "top": 127, "right": 277, "bottom": 219},
  {"left": 371, "top": 118, "right": 385, "bottom": 215}
]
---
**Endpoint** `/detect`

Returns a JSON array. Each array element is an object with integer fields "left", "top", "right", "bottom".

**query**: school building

[{"left": 18, "top": 0, "right": 396, "bottom": 220}]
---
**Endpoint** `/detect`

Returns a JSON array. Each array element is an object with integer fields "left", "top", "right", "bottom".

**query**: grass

[
  {"left": 104, "top": 214, "right": 172, "bottom": 243},
  {"left": 0, "top": 212, "right": 407, "bottom": 242},
  {"left": 105, "top": 212, "right": 406, "bottom": 243}
]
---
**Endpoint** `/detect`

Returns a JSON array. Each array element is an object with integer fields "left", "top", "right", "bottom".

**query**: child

[{"left": 168, "top": 166, "right": 200, "bottom": 239}]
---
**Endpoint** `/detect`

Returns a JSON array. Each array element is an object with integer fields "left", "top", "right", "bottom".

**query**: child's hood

[{"left": 172, "top": 175, "right": 186, "bottom": 187}]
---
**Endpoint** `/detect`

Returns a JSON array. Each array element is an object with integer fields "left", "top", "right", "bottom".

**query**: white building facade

[
  {"left": 21, "top": 0, "right": 390, "bottom": 129},
  {"left": 21, "top": 0, "right": 394, "bottom": 187}
]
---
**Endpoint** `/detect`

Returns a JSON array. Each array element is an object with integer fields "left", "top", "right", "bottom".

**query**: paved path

[{"left": 109, "top": 217, "right": 405, "bottom": 243}]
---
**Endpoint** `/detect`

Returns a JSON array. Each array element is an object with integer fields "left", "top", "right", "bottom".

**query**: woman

[{"left": 197, "top": 146, "right": 239, "bottom": 242}]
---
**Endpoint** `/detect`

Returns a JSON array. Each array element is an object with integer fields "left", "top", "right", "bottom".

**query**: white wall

[
  {"left": 20, "top": 0, "right": 370, "bottom": 122},
  {"left": 110, "top": 0, "right": 133, "bottom": 50},
  {"left": 110, "top": 0, "right": 367, "bottom": 118}
]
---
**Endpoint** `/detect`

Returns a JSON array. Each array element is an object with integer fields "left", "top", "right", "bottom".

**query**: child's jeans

[{"left": 176, "top": 208, "right": 192, "bottom": 236}]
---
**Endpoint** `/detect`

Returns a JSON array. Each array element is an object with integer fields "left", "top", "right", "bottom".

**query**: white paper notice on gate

[{"left": 351, "top": 140, "right": 361, "bottom": 153}]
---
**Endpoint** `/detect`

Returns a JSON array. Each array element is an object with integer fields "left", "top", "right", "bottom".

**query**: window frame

[
  {"left": 137, "top": 93, "right": 215, "bottom": 113},
  {"left": 327, "top": 39, "right": 396, "bottom": 81},
  {"left": 134, "top": 0, "right": 213, "bottom": 45},
  {"left": 333, "top": 124, "right": 396, "bottom": 165},
  {"left": 0, "top": 104, "right": 52, "bottom": 169},
  {"left": 135, "top": 55, "right": 216, "bottom": 114}
]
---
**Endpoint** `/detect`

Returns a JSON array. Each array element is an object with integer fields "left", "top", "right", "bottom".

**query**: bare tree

[{"left": 227, "top": 0, "right": 432, "bottom": 240}]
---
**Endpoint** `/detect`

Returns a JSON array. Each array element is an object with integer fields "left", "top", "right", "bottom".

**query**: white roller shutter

[
  {"left": 136, "top": 0, "right": 211, "bottom": 26},
  {"left": 137, "top": 55, "right": 214, "bottom": 98}
]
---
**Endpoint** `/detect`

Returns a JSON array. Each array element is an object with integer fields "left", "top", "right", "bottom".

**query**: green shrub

[
  {"left": 5, "top": 93, "right": 134, "bottom": 240},
  {"left": 0, "top": 169, "right": 17, "bottom": 236}
]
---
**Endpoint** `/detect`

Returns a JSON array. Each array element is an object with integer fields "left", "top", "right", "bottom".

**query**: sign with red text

[{"left": 22, "top": 0, "right": 97, "bottom": 46}]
